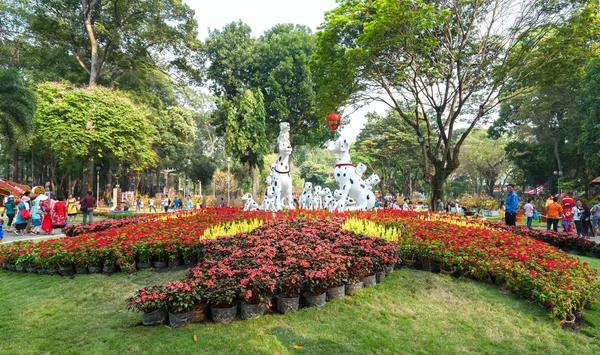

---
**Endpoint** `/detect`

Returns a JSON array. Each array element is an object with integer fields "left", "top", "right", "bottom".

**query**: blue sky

[{"left": 186, "top": 0, "right": 387, "bottom": 140}]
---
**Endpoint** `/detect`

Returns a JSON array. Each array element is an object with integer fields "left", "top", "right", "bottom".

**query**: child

[
  {"left": 563, "top": 203, "right": 573, "bottom": 233},
  {"left": 0, "top": 219, "right": 4, "bottom": 243}
]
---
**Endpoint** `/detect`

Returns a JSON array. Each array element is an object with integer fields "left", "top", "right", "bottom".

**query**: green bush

[{"left": 107, "top": 212, "right": 136, "bottom": 220}]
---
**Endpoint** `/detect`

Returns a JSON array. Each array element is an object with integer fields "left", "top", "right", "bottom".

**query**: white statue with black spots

[
  {"left": 364, "top": 174, "right": 381, "bottom": 190},
  {"left": 242, "top": 193, "right": 260, "bottom": 211},
  {"left": 327, "top": 136, "right": 375, "bottom": 211},
  {"left": 272, "top": 124, "right": 294, "bottom": 210},
  {"left": 299, "top": 182, "right": 313, "bottom": 209},
  {"left": 311, "top": 185, "right": 324, "bottom": 210}
]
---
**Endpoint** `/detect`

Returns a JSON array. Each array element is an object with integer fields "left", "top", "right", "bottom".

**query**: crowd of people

[
  {"left": 502, "top": 185, "right": 599, "bottom": 238},
  {"left": 0, "top": 190, "right": 97, "bottom": 240}
]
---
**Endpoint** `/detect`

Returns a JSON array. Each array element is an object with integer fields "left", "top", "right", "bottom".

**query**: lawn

[{"left": 1, "top": 262, "right": 599, "bottom": 354}]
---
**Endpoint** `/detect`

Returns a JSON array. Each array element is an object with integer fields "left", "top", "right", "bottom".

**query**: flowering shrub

[
  {"left": 126, "top": 286, "right": 167, "bottom": 313},
  {"left": 354, "top": 210, "right": 599, "bottom": 321},
  {"left": 165, "top": 281, "right": 198, "bottom": 314},
  {"left": 134, "top": 219, "right": 398, "bottom": 312}
]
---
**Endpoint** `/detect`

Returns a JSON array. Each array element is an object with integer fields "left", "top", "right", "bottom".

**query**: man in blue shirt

[{"left": 505, "top": 184, "right": 519, "bottom": 226}]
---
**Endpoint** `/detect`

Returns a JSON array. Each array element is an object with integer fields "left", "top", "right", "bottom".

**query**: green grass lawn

[{"left": 1, "top": 263, "right": 599, "bottom": 354}]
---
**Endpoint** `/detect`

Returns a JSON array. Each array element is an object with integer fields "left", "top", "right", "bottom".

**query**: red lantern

[{"left": 327, "top": 113, "right": 341, "bottom": 130}]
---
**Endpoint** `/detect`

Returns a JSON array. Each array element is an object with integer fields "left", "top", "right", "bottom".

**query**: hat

[
  {"left": 7, "top": 195, "right": 15, "bottom": 202},
  {"left": 36, "top": 195, "right": 49, "bottom": 201},
  {"left": 21, "top": 196, "right": 30, "bottom": 202}
]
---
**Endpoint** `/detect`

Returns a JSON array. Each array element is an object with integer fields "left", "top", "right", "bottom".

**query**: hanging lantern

[{"left": 327, "top": 113, "right": 341, "bottom": 130}]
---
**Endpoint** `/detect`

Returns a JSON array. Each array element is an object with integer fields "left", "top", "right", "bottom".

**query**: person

[
  {"left": 591, "top": 198, "right": 600, "bottom": 236},
  {"left": 66, "top": 194, "right": 77, "bottom": 224},
  {"left": 136, "top": 197, "right": 141, "bottom": 212},
  {"left": 437, "top": 199, "right": 444, "bottom": 213},
  {"left": 52, "top": 196, "right": 67, "bottom": 228},
  {"left": 41, "top": 198, "right": 53, "bottom": 235},
  {"left": 582, "top": 203, "right": 595, "bottom": 238},
  {"left": 123, "top": 200, "right": 130, "bottom": 212},
  {"left": 162, "top": 196, "right": 169, "bottom": 213},
  {"left": 14, "top": 198, "right": 29, "bottom": 236},
  {"left": 220, "top": 197, "right": 225, "bottom": 208},
  {"left": 2, "top": 196, "right": 16, "bottom": 231},
  {"left": 186, "top": 196, "right": 193, "bottom": 210},
  {"left": 80, "top": 191, "right": 96, "bottom": 223},
  {"left": 505, "top": 184, "right": 519, "bottom": 226},
  {"left": 523, "top": 199, "right": 535, "bottom": 229},
  {"left": 546, "top": 196, "right": 563, "bottom": 232},
  {"left": 445, "top": 202, "right": 451, "bottom": 214},
  {"left": 148, "top": 197, "right": 156, "bottom": 213},
  {"left": 0, "top": 219, "right": 3, "bottom": 243},
  {"left": 499, "top": 201, "right": 506, "bottom": 220},
  {"left": 173, "top": 196, "right": 180, "bottom": 210},
  {"left": 30, "top": 197, "right": 42, "bottom": 235},
  {"left": 402, "top": 198, "right": 409, "bottom": 211},
  {"left": 573, "top": 199, "right": 584, "bottom": 237},
  {"left": 562, "top": 203, "right": 573, "bottom": 233}
]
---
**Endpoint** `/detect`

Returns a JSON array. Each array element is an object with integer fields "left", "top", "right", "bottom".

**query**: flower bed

[
  {"left": 126, "top": 219, "right": 398, "bottom": 325},
  {"left": 0, "top": 208, "right": 274, "bottom": 273},
  {"left": 359, "top": 210, "right": 599, "bottom": 320},
  {"left": 63, "top": 213, "right": 159, "bottom": 236}
]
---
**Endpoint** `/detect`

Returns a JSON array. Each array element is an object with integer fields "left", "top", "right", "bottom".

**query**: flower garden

[{"left": 1, "top": 208, "right": 598, "bottom": 329}]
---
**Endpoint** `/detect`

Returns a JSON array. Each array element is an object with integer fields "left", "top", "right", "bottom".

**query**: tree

[
  {"left": 34, "top": 82, "right": 155, "bottom": 191},
  {"left": 0, "top": 69, "right": 36, "bottom": 180},
  {"left": 353, "top": 111, "right": 424, "bottom": 197},
  {"left": 455, "top": 129, "right": 508, "bottom": 196},
  {"left": 225, "top": 89, "right": 268, "bottom": 196},
  {"left": 580, "top": 58, "right": 600, "bottom": 183},
  {"left": 313, "top": 0, "right": 588, "bottom": 205},
  {"left": 258, "top": 24, "right": 333, "bottom": 145},
  {"left": 24, "top": 0, "right": 201, "bottom": 87}
]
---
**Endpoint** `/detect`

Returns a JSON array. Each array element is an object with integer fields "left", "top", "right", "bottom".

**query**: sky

[{"left": 186, "top": 0, "right": 388, "bottom": 140}]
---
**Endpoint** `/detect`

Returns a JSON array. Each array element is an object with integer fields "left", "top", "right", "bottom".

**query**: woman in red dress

[
  {"left": 51, "top": 197, "right": 67, "bottom": 228},
  {"left": 41, "top": 199, "right": 53, "bottom": 234}
]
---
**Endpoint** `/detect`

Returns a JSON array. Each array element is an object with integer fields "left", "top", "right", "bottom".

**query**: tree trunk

[
  {"left": 251, "top": 165, "right": 258, "bottom": 197},
  {"left": 553, "top": 137, "right": 562, "bottom": 173},
  {"left": 81, "top": 0, "right": 101, "bottom": 86},
  {"left": 11, "top": 149, "right": 18, "bottom": 181}
]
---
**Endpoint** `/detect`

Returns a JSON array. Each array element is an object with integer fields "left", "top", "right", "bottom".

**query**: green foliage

[
  {"left": 292, "top": 146, "right": 337, "bottom": 188},
  {"left": 225, "top": 89, "right": 268, "bottom": 173},
  {"left": 34, "top": 82, "right": 156, "bottom": 173},
  {"left": 353, "top": 111, "right": 423, "bottom": 196},
  {"left": 580, "top": 58, "right": 600, "bottom": 176},
  {"left": 0, "top": 69, "right": 36, "bottom": 145}
]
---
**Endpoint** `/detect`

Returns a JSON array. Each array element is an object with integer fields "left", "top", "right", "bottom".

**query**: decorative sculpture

[
  {"left": 365, "top": 174, "right": 381, "bottom": 189},
  {"left": 242, "top": 193, "right": 260, "bottom": 211},
  {"left": 327, "top": 136, "right": 375, "bottom": 211},
  {"left": 299, "top": 182, "right": 313, "bottom": 209}
]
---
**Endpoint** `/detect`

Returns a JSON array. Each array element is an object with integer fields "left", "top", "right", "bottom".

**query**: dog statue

[
  {"left": 355, "top": 163, "right": 367, "bottom": 179},
  {"left": 242, "top": 193, "right": 260, "bottom": 211},
  {"left": 322, "top": 187, "right": 333, "bottom": 210},
  {"left": 272, "top": 139, "right": 294, "bottom": 210},
  {"left": 299, "top": 182, "right": 313, "bottom": 209},
  {"left": 311, "top": 185, "right": 323, "bottom": 210},
  {"left": 365, "top": 174, "right": 381, "bottom": 190},
  {"left": 327, "top": 136, "right": 375, "bottom": 211}
]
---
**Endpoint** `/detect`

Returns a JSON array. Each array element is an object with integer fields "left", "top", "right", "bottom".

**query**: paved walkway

[{"left": 2, "top": 227, "right": 65, "bottom": 244}]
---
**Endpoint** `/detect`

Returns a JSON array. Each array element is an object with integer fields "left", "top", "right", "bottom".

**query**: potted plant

[
  {"left": 346, "top": 256, "right": 373, "bottom": 294},
  {"left": 204, "top": 276, "right": 240, "bottom": 323},
  {"left": 303, "top": 267, "right": 330, "bottom": 307},
  {"left": 276, "top": 267, "right": 303, "bottom": 314},
  {"left": 132, "top": 243, "right": 152, "bottom": 269},
  {"left": 126, "top": 286, "right": 168, "bottom": 326},
  {"left": 240, "top": 268, "right": 275, "bottom": 320},
  {"left": 165, "top": 280, "right": 198, "bottom": 327},
  {"left": 325, "top": 257, "right": 348, "bottom": 300}
]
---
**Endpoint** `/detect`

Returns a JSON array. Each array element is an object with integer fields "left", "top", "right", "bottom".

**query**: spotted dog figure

[{"left": 327, "top": 136, "right": 375, "bottom": 212}]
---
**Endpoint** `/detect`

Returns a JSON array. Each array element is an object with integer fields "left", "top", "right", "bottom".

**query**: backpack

[{"left": 21, "top": 208, "right": 31, "bottom": 220}]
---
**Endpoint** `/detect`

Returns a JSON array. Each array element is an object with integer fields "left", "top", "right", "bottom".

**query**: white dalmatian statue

[
  {"left": 355, "top": 163, "right": 368, "bottom": 179},
  {"left": 242, "top": 192, "right": 260, "bottom": 211},
  {"left": 327, "top": 136, "right": 375, "bottom": 211},
  {"left": 299, "top": 182, "right": 313, "bottom": 209},
  {"left": 332, "top": 189, "right": 357, "bottom": 211},
  {"left": 259, "top": 175, "right": 277, "bottom": 212},
  {"left": 322, "top": 188, "right": 334, "bottom": 210},
  {"left": 365, "top": 174, "right": 381, "bottom": 189},
  {"left": 272, "top": 124, "right": 294, "bottom": 210},
  {"left": 311, "top": 185, "right": 323, "bottom": 210}
]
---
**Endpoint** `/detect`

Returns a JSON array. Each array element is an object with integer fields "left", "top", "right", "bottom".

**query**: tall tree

[
  {"left": 258, "top": 24, "right": 333, "bottom": 145},
  {"left": 353, "top": 111, "right": 423, "bottom": 197},
  {"left": 225, "top": 89, "right": 268, "bottom": 196},
  {"left": 34, "top": 82, "right": 156, "bottom": 191},
  {"left": 25, "top": 0, "right": 201, "bottom": 87},
  {"left": 313, "top": 0, "right": 588, "bottom": 205},
  {"left": 0, "top": 69, "right": 36, "bottom": 180}
]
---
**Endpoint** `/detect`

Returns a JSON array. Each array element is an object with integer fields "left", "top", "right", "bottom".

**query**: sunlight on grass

[{"left": 1, "top": 267, "right": 598, "bottom": 354}]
